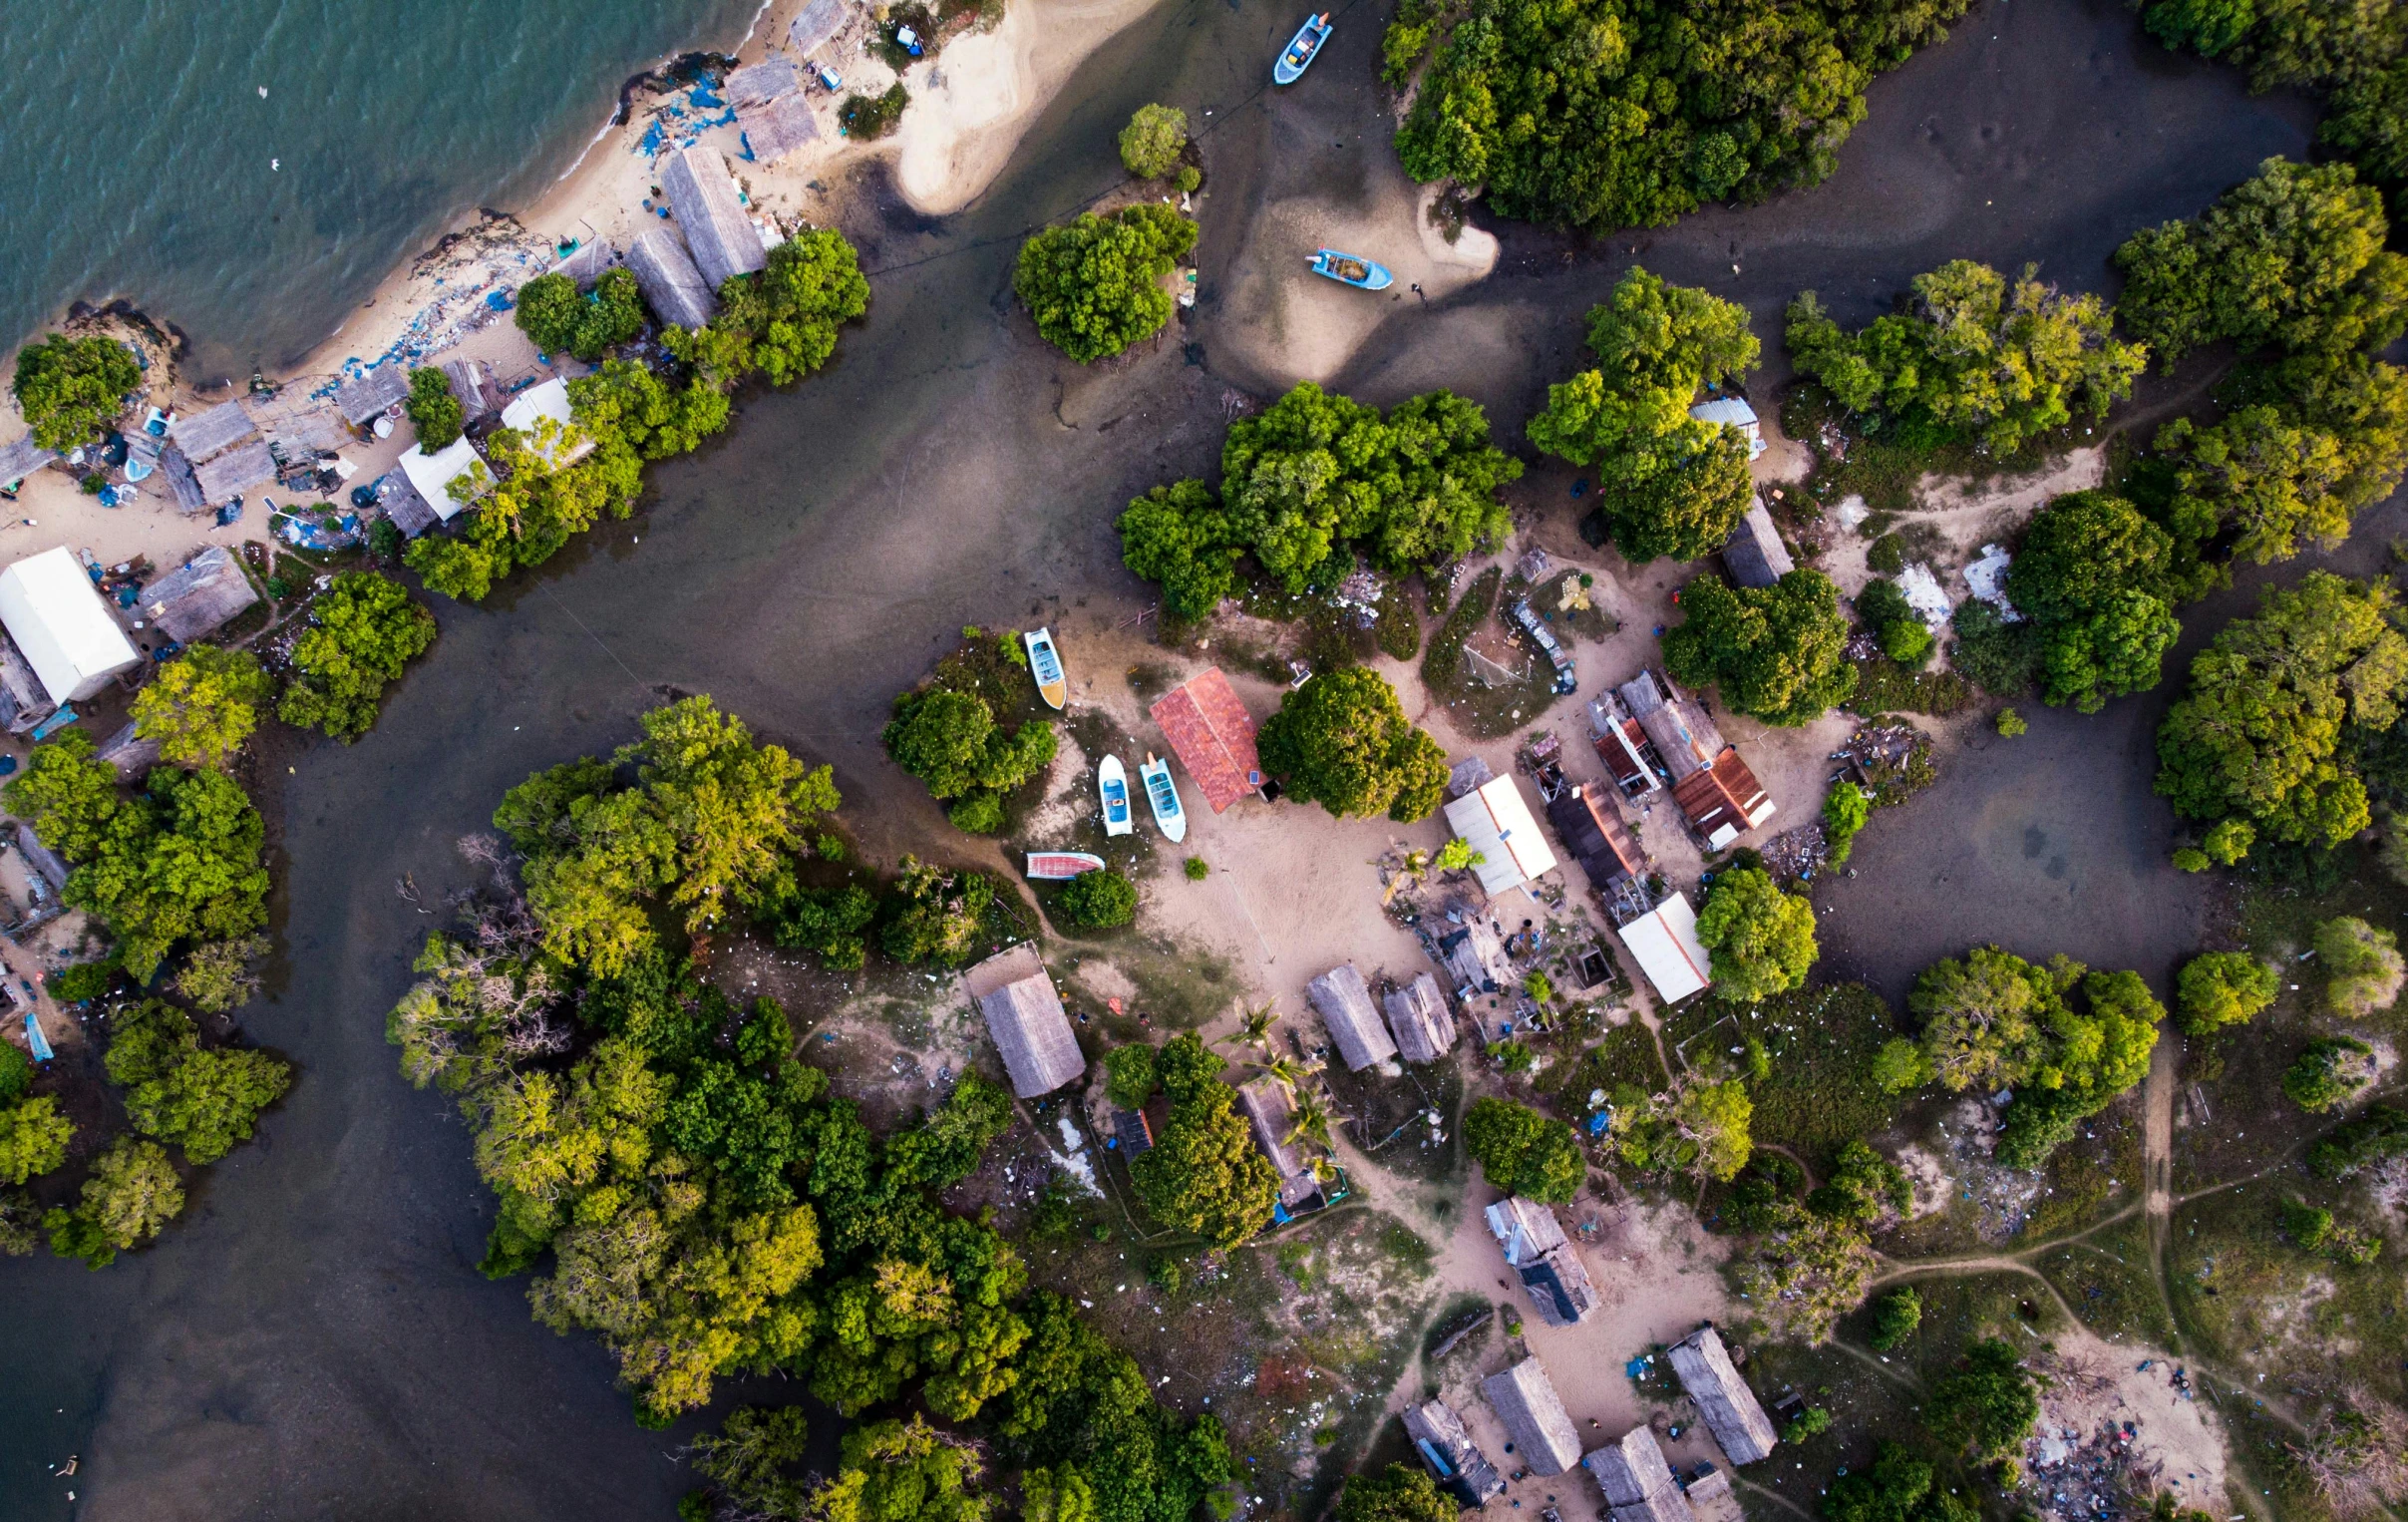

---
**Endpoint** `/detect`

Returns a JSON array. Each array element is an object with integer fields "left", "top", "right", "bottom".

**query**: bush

[
  {"left": 1662, "top": 571, "right": 1856, "bottom": 725},
  {"left": 1014, "top": 204, "right": 1198, "bottom": 363},
  {"left": 1871, "top": 1037, "right": 1932, "bottom": 1095},
  {"left": 840, "top": 85, "right": 909, "bottom": 141},
  {"left": 44, "top": 1137, "right": 183, "bottom": 1269},
  {"left": 2283, "top": 1036, "right": 2377, "bottom": 1113},
  {"left": 2317, "top": 916, "right": 2405, "bottom": 1017},
  {"left": 1866, "top": 533, "right": 1905, "bottom": 574},
  {"left": 1119, "top": 104, "right": 1188, "bottom": 178},
  {"left": 1949, "top": 599, "right": 2043, "bottom": 697},
  {"left": 48, "top": 955, "right": 120, "bottom": 1004},
  {"left": 1183, "top": 857, "right": 1209, "bottom": 881},
  {"left": 405, "top": 367, "right": 464, "bottom": 449},
  {"left": 1259, "top": 666, "right": 1450, "bottom": 822},
  {"left": 1995, "top": 707, "right": 2026, "bottom": 737},
  {"left": 2172, "top": 848, "right": 2211, "bottom": 873},
  {"left": 1463, "top": 1097, "right": 1584, "bottom": 1202},
  {"left": 1175, "top": 166, "right": 1202, "bottom": 194},
  {"left": 1056, "top": 869, "right": 1137, "bottom": 930},
  {"left": 2176, "top": 951, "right": 2277, "bottom": 1035},
  {"left": 1695, "top": 868, "right": 1819, "bottom": 1000},
  {"left": 1104, "top": 1044, "right": 1158, "bottom": 1109},
  {"left": 278, "top": 571, "right": 438, "bottom": 741},
  {"left": 1870, "top": 1286, "right": 1922, "bottom": 1350}
]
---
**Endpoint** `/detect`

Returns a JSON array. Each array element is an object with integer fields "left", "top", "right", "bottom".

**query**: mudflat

[{"left": 0, "top": 0, "right": 2336, "bottom": 1517}]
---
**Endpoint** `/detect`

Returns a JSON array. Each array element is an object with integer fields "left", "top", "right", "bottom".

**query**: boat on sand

[
  {"left": 1027, "top": 851, "right": 1106, "bottom": 880},
  {"left": 1308, "top": 249, "right": 1393, "bottom": 290},
  {"left": 1140, "top": 754, "right": 1187, "bottom": 842},
  {"left": 1099, "top": 755, "right": 1134, "bottom": 837},
  {"left": 1274, "top": 14, "right": 1331, "bottom": 84},
  {"left": 1025, "top": 626, "right": 1067, "bottom": 709}
]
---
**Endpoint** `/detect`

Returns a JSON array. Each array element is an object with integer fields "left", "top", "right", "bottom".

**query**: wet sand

[{"left": 0, "top": 0, "right": 2345, "bottom": 1516}]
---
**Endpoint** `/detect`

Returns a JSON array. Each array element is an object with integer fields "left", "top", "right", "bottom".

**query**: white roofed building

[
  {"left": 398, "top": 436, "right": 489, "bottom": 524},
  {"left": 501, "top": 377, "right": 595, "bottom": 468},
  {"left": 1617, "top": 894, "right": 1713, "bottom": 1003},
  {"left": 1442, "top": 774, "right": 1559, "bottom": 898},
  {"left": 0, "top": 548, "right": 140, "bottom": 706},
  {"left": 1688, "top": 396, "right": 1767, "bottom": 460}
]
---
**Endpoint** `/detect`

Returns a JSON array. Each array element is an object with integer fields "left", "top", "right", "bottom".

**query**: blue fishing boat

[
  {"left": 1098, "top": 754, "right": 1134, "bottom": 837},
  {"left": 1274, "top": 13, "right": 1331, "bottom": 84},
  {"left": 1024, "top": 626, "right": 1067, "bottom": 709},
  {"left": 1139, "top": 754, "right": 1188, "bottom": 843},
  {"left": 1309, "top": 249, "right": 1394, "bottom": 291}
]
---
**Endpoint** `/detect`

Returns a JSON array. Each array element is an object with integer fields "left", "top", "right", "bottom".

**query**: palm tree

[
  {"left": 1230, "top": 999, "right": 1278, "bottom": 1053},
  {"left": 1258, "top": 1053, "right": 1317, "bottom": 1094},
  {"left": 1285, "top": 1087, "right": 1334, "bottom": 1149},
  {"left": 1382, "top": 849, "right": 1432, "bottom": 906}
]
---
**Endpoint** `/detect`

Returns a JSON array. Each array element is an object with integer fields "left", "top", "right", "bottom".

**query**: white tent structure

[
  {"left": 1617, "top": 893, "right": 1713, "bottom": 1003},
  {"left": 1442, "top": 774, "right": 1558, "bottom": 898},
  {"left": 0, "top": 548, "right": 139, "bottom": 705},
  {"left": 501, "top": 377, "right": 594, "bottom": 467},
  {"left": 398, "top": 436, "right": 488, "bottom": 524}
]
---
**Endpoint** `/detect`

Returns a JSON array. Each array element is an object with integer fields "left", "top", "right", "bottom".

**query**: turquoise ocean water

[{"left": 0, "top": 0, "right": 762, "bottom": 382}]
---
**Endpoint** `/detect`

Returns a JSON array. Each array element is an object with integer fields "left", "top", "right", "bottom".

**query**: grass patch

[
  {"left": 1782, "top": 381, "right": 2065, "bottom": 517},
  {"left": 1545, "top": 1019, "right": 1672, "bottom": 1103},
  {"left": 1420, "top": 567, "right": 1561, "bottom": 739},
  {"left": 2018, "top": 1094, "right": 2143, "bottom": 1241},
  {"left": 1662, "top": 983, "right": 1901, "bottom": 1168},
  {"left": 840, "top": 84, "right": 909, "bottom": 141},
  {"left": 1848, "top": 656, "right": 1974, "bottom": 717},
  {"left": 1374, "top": 580, "right": 1422, "bottom": 660},
  {"left": 2032, "top": 1214, "right": 2175, "bottom": 1344}
]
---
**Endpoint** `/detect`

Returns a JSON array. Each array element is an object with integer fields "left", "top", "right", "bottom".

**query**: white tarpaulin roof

[
  {"left": 1443, "top": 774, "right": 1558, "bottom": 897},
  {"left": 1689, "top": 397, "right": 1766, "bottom": 459},
  {"left": 1617, "top": 893, "right": 1712, "bottom": 1004},
  {"left": 500, "top": 377, "right": 594, "bottom": 467},
  {"left": 0, "top": 547, "right": 140, "bottom": 705},
  {"left": 397, "top": 436, "right": 487, "bottom": 523}
]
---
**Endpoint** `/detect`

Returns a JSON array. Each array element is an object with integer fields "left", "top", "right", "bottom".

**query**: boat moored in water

[
  {"left": 1098, "top": 754, "right": 1134, "bottom": 837},
  {"left": 1274, "top": 13, "right": 1331, "bottom": 84},
  {"left": 1025, "top": 626, "right": 1067, "bottom": 709},
  {"left": 1308, "top": 248, "right": 1393, "bottom": 291}
]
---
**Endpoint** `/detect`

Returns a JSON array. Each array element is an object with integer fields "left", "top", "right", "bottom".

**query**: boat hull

[
  {"left": 1027, "top": 852, "right": 1108, "bottom": 880},
  {"left": 1098, "top": 754, "right": 1134, "bottom": 837},
  {"left": 1309, "top": 250, "right": 1394, "bottom": 291},
  {"left": 1273, "top": 15, "right": 1330, "bottom": 84},
  {"left": 1139, "top": 758, "right": 1188, "bottom": 843},
  {"left": 1024, "top": 627, "right": 1068, "bottom": 709}
]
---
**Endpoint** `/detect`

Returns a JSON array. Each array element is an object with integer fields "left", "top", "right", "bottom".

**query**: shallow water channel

[{"left": 0, "top": 0, "right": 2350, "bottom": 1514}]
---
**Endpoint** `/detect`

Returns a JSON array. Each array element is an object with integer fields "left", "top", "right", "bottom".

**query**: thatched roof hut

[
  {"left": 1683, "top": 1465, "right": 1742, "bottom": 1522},
  {"left": 660, "top": 146, "right": 766, "bottom": 291},
  {"left": 170, "top": 400, "right": 259, "bottom": 463},
  {"left": 727, "top": 58, "right": 803, "bottom": 109},
  {"left": 1583, "top": 1426, "right": 1696, "bottom": 1522},
  {"left": 1236, "top": 1077, "right": 1318, "bottom": 1210},
  {"left": 443, "top": 358, "right": 505, "bottom": 426},
  {"left": 1485, "top": 1196, "right": 1599, "bottom": 1327},
  {"left": 628, "top": 228, "right": 718, "bottom": 332},
  {"left": 962, "top": 944, "right": 1083, "bottom": 1098},
  {"left": 1721, "top": 501, "right": 1795, "bottom": 589},
  {"left": 1667, "top": 1327, "right": 1777, "bottom": 1465},
  {"left": 788, "top": 0, "right": 849, "bottom": 55},
  {"left": 1438, "top": 912, "right": 1512, "bottom": 994},
  {"left": 0, "top": 436, "right": 59, "bottom": 490},
  {"left": 744, "top": 92, "right": 823, "bottom": 166},
  {"left": 94, "top": 720, "right": 162, "bottom": 778},
  {"left": 1382, "top": 972, "right": 1456, "bottom": 1064},
  {"left": 244, "top": 391, "right": 348, "bottom": 457},
  {"left": 551, "top": 237, "right": 616, "bottom": 288},
  {"left": 1401, "top": 1397, "right": 1504, "bottom": 1506},
  {"left": 191, "top": 439, "right": 277, "bottom": 505},
  {"left": 335, "top": 365, "right": 411, "bottom": 427},
  {"left": 376, "top": 470, "right": 442, "bottom": 539},
  {"left": 159, "top": 444, "right": 206, "bottom": 516},
  {"left": 140, "top": 547, "right": 257, "bottom": 643},
  {"left": 1480, "top": 1357, "right": 1581, "bottom": 1476},
  {"left": 1307, "top": 962, "right": 1395, "bottom": 1071}
]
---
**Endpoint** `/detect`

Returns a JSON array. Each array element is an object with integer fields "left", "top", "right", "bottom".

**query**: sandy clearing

[
  {"left": 893, "top": 0, "right": 1169, "bottom": 214},
  {"left": 2021, "top": 1329, "right": 2233, "bottom": 1522}
]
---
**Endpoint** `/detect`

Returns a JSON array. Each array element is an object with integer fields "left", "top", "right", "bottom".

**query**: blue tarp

[
  {"left": 23, "top": 1011, "right": 53, "bottom": 1063},
  {"left": 30, "top": 706, "right": 78, "bottom": 742}
]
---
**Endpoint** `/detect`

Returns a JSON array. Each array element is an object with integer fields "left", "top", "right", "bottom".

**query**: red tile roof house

[{"left": 1149, "top": 667, "right": 1264, "bottom": 813}]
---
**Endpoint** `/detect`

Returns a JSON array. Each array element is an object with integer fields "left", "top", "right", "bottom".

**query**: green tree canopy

[
  {"left": 812, "top": 1415, "right": 991, "bottom": 1522},
  {"left": 1056, "top": 869, "right": 1137, "bottom": 930},
  {"left": 1130, "top": 1034, "right": 1278, "bottom": 1247},
  {"left": 516, "top": 267, "right": 649, "bottom": 363},
  {"left": 1824, "top": 1441, "right": 1975, "bottom": 1522},
  {"left": 1925, "top": 1338, "right": 2040, "bottom": 1462},
  {"left": 1337, "top": 1464, "right": 1456, "bottom": 1522},
  {"left": 33, "top": 760, "right": 272, "bottom": 981},
  {"left": 2155, "top": 571, "right": 2408, "bottom": 848},
  {"left": 278, "top": 571, "right": 438, "bottom": 741},
  {"left": 12, "top": 333, "right": 141, "bottom": 451},
  {"left": 406, "top": 367, "right": 465, "bottom": 450},
  {"left": 1014, "top": 205, "right": 1198, "bottom": 363},
  {"left": 1663, "top": 571, "right": 1858, "bottom": 725},
  {"left": 2175, "top": 951, "right": 2278, "bottom": 1034},
  {"left": 1119, "top": 104, "right": 1188, "bottom": 178},
  {"left": 1463, "top": 1096, "right": 1584, "bottom": 1202},
  {"left": 1117, "top": 480, "right": 1244, "bottom": 620},
  {"left": 687, "top": 1404, "right": 812, "bottom": 1520},
  {"left": 568, "top": 358, "right": 732, "bottom": 462},
  {"left": 1788, "top": 261, "right": 2146, "bottom": 454},
  {"left": 712, "top": 230, "right": 874, "bottom": 386},
  {"left": 1528, "top": 267, "right": 1761, "bottom": 564},
  {"left": 1676, "top": 1079, "right": 1755, "bottom": 1182},
  {"left": 2316, "top": 915, "right": 2405, "bottom": 1018},
  {"left": 1694, "top": 867, "right": 1819, "bottom": 1000},
  {"left": 882, "top": 687, "right": 1056, "bottom": 831},
  {"left": 2112, "top": 158, "right": 2408, "bottom": 369},
  {"left": 1388, "top": 0, "right": 1974, "bottom": 233},
  {"left": 45, "top": 1137, "right": 183, "bottom": 1269},
  {"left": 2283, "top": 1036, "right": 2377, "bottom": 1112},
  {"left": 2003, "top": 490, "right": 2189, "bottom": 712},
  {"left": 1909, "top": 946, "right": 2062, "bottom": 1094},
  {"left": 1870, "top": 1286, "right": 1922, "bottom": 1351},
  {"left": 104, "top": 999, "right": 292, "bottom": 1164},
  {"left": 0, "top": 1095, "right": 71, "bottom": 1186},
  {"left": 133, "top": 646, "right": 273, "bottom": 770},
  {"left": 1256, "top": 666, "right": 1449, "bottom": 823}
]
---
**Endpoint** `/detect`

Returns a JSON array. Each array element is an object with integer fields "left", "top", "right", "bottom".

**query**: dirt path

[{"left": 2145, "top": 1033, "right": 2178, "bottom": 1257}]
